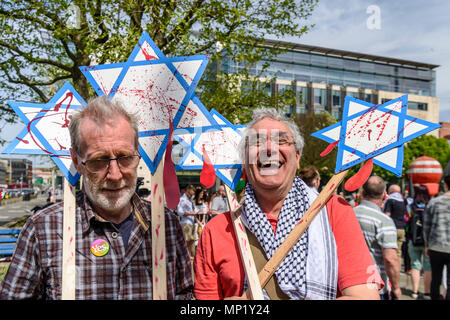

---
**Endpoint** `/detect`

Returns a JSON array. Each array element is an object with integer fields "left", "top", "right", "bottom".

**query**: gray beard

[{"left": 83, "top": 175, "right": 136, "bottom": 213}]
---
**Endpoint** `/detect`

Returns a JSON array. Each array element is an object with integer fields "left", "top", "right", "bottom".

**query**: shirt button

[{"left": 111, "top": 232, "right": 119, "bottom": 239}]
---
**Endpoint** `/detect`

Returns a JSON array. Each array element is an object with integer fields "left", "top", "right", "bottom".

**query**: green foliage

[
  {"left": 404, "top": 134, "right": 450, "bottom": 171},
  {"left": 0, "top": 0, "right": 319, "bottom": 144}
]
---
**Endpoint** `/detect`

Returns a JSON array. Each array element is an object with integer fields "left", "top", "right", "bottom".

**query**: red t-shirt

[{"left": 193, "top": 195, "right": 383, "bottom": 299}]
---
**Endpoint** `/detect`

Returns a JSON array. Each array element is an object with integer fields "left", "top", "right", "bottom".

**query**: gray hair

[
  {"left": 238, "top": 107, "right": 304, "bottom": 162},
  {"left": 69, "top": 96, "right": 139, "bottom": 156}
]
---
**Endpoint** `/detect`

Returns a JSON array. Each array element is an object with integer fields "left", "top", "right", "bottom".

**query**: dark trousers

[{"left": 429, "top": 249, "right": 450, "bottom": 300}]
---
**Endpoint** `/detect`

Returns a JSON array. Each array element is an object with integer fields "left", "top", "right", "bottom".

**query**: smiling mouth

[{"left": 257, "top": 160, "right": 283, "bottom": 170}]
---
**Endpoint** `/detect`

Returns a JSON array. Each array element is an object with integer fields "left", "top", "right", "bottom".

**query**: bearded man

[{"left": 0, "top": 96, "right": 193, "bottom": 300}]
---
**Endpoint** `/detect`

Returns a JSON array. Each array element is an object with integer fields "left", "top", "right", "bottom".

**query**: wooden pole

[
  {"left": 61, "top": 178, "right": 76, "bottom": 300},
  {"left": 243, "top": 169, "right": 349, "bottom": 297},
  {"left": 224, "top": 185, "right": 264, "bottom": 300},
  {"left": 151, "top": 156, "right": 167, "bottom": 300}
]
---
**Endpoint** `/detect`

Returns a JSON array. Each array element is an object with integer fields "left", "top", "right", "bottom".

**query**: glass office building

[{"left": 220, "top": 40, "right": 439, "bottom": 123}]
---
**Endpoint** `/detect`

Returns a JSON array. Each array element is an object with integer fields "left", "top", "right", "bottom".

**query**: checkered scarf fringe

[{"left": 242, "top": 176, "right": 309, "bottom": 298}]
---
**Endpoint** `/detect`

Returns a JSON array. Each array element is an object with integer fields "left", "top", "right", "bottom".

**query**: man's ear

[{"left": 70, "top": 148, "right": 82, "bottom": 174}]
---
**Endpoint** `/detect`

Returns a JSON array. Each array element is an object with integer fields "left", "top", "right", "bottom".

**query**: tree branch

[
  {"left": 163, "top": 0, "right": 205, "bottom": 49},
  {"left": 0, "top": 40, "right": 73, "bottom": 72},
  {"left": 0, "top": 63, "right": 48, "bottom": 102}
]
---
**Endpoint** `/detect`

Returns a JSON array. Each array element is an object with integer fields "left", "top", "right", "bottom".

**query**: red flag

[
  {"left": 344, "top": 158, "right": 373, "bottom": 192},
  {"left": 163, "top": 122, "right": 180, "bottom": 210},
  {"left": 200, "top": 145, "right": 216, "bottom": 188}
]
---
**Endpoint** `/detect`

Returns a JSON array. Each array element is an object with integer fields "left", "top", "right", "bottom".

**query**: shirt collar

[
  {"left": 359, "top": 199, "right": 383, "bottom": 212},
  {"left": 80, "top": 191, "right": 150, "bottom": 234}
]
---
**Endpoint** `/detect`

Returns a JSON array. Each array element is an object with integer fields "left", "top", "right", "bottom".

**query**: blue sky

[
  {"left": 1, "top": 0, "right": 449, "bottom": 167},
  {"left": 283, "top": 0, "right": 450, "bottom": 122}
]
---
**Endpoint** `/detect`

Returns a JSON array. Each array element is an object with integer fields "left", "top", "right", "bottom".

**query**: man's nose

[{"left": 106, "top": 159, "right": 123, "bottom": 181}]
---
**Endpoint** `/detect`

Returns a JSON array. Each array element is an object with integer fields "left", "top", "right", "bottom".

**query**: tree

[
  {"left": 404, "top": 134, "right": 450, "bottom": 173},
  {"left": 295, "top": 111, "right": 338, "bottom": 183},
  {"left": 0, "top": 0, "right": 319, "bottom": 145}
]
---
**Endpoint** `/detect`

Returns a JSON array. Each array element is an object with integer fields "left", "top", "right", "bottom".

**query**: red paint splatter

[
  {"left": 23, "top": 92, "right": 74, "bottom": 160},
  {"left": 138, "top": 43, "right": 158, "bottom": 60},
  {"left": 53, "top": 138, "right": 66, "bottom": 150},
  {"left": 320, "top": 140, "right": 339, "bottom": 157},
  {"left": 329, "top": 183, "right": 335, "bottom": 191},
  {"left": 160, "top": 250, "right": 164, "bottom": 261},
  {"left": 238, "top": 222, "right": 244, "bottom": 232},
  {"left": 313, "top": 203, "right": 322, "bottom": 211},
  {"left": 16, "top": 137, "right": 29, "bottom": 144},
  {"left": 155, "top": 224, "right": 160, "bottom": 238},
  {"left": 367, "top": 129, "right": 372, "bottom": 141},
  {"left": 344, "top": 158, "right": 373, "bottom": 192}
]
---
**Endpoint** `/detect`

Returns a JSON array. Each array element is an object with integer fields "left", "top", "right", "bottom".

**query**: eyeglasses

[
  {"left": 81, "top": 155, "right": 141, "bottom": 173},
  {"left": 246, "top": 133, "right": 295, "bottom": 148}
]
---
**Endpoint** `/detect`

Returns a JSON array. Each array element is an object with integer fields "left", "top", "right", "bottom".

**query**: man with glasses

[
  {"left": 194, "top": 107, "right": 383, "bottom": 300},
  {"left": 0, "top": 96, "right": 193, "bottom": 300}
]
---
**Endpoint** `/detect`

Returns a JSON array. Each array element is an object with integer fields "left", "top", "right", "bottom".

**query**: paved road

[{"left": 0, "top": 194, "right": 48, "bottom": 226}]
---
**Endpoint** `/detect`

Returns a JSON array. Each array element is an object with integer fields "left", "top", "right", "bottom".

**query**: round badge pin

[{"left": 90, "top": 239, "right": 110, "bottom": 257}]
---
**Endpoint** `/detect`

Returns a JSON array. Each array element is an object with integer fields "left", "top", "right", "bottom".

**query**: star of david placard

[
  {"left": 2, "top": 82, "right": 86, "bottom": 185},
  {"left": 174, "top": 109, "right": 246, "bottom": 189},
  {"left": 79, "top": 31, "right": 210, "bottom": 174},
  {"left": 312, "top": 95, "right": 441, "bottom": 177}
]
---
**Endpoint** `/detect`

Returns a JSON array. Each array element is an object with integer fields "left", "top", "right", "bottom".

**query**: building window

[
  {"left": 327, "top": 70, "right": 344, "bottom": 86},
  {"left": 296, "top": 85, "right": 308, "bottom": 109},
  {"left": 408, "top": 101, "right": 428, "bottom": 111},
  {"left": 347, "top": 91, "right": 360, "bottom": 99},
  {"left": 344, "top": 71, "right": 360, "bottom": 87},
  {"left": 362, "top": 93, "right": 373, "bottom": 103},
  {"left": 332, "top": 90, "right": 341, "bottom": 107},
  {"left": 314, "top": 88, "right": 327, "bottom": 107}
]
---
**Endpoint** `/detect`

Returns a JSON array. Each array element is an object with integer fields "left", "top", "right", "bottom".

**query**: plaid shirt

[{"left": 0, "top": 192, "right": 193, "bottom": 300}]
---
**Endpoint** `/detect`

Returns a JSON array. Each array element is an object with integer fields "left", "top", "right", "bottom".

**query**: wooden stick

[
  {"left": 62, "top": 178, "right": 76, "bottom": 300},
  {"left": 151, "top": 156, "right": 167, "bottom": 300},
  {"left": 224, "top": 185, "right": 264, "bottom": 300},
  {"left": 244, "top": 169, "right": 349, "bottom": 296}
]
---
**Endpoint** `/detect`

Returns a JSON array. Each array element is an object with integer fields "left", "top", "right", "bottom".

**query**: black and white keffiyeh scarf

[{"left": 240, "top": 176, "right": 338, "bottom": 300}]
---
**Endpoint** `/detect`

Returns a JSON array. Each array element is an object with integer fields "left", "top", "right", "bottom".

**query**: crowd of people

[
  {"left": 312, "top": 171, "right": 449, "bottom": 300},
  {"left": 175, "top": 184, "right": 230, "bottom": 258},
  {"left": 0, "top": 95, "right": 448, "bottom": 301}
]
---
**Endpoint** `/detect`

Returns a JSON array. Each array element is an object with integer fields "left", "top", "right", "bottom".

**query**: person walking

[
  {"left": 354, "top": 176, "right": 402, "bottom": 300},
  {"left": 177, "top": 185, "right": 199, "bottom": 258},
  {"left": 383, "top": 184, "right": 407, "bottom": 263},
  {"left": 423, "top": 167, "right": 450, "bottom": 300},
  {"left": 405, "top": 185, "right": 432, "bottom": 299}
]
